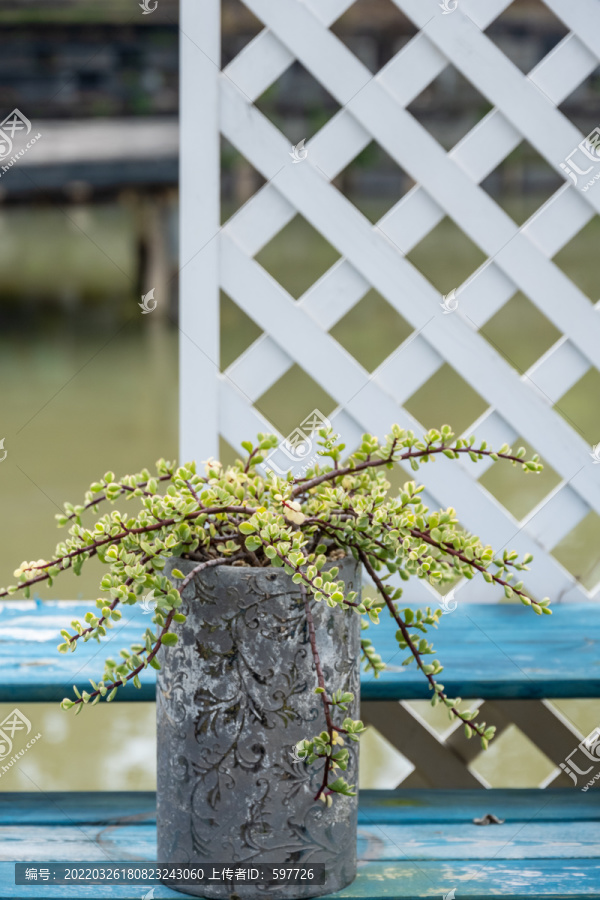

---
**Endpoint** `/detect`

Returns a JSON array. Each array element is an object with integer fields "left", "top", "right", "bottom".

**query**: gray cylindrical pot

[{"left": 157, "top": 556, "right": 361, "bottom": 899}]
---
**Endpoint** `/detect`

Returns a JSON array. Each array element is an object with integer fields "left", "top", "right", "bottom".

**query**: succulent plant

[{"left": 2, "top": 424, "right": 548, "bottom": 804}]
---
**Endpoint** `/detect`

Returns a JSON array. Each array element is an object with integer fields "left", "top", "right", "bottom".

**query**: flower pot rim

[{"left": 166, "top": 554, "right": 357, "bottom": 581}]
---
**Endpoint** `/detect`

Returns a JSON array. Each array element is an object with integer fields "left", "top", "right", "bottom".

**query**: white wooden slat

[
  {"left": 521, "top": 187, "right": 594, "bottom": 257},
  {"left": 454, "top": 190, "right": 592, "bottom": 332},
  {"left": 452, "top": 576, "right": 507, "bottom": 605},
  {"left": 455, "top": 408, "right": 519, "bottom": 477},
  {"left": 492, "top": 529, "right": 589, "bottom": 602},
  {"left": 220, "top": 79, "right": 600, "bottom": 520},
  {"left": 495, "top": 235, "right": 600, "bottom": 363},
  {"left": 378, "top": 31, "right": 447, "bottom": 105},
  {"left": 225, "top": 332, "right": 294, "bottom": 402},
  {"left": 449, "top": 109, "right": 521, "bottom": 183},
  {"left": 366, "top": 19, "right": 600, "bottom": 368},
  {"left": 327, "top": 408, "right": 365, "bottom": 451},
  {"left": 530, "top": 32, "right": 599, "bottom": 105},
  {"left": 301, "top": 258, "right": 370, "bottom": 329},
  {"left": 223, "top": 183, "right": 297, "bottom": 257},
  {"left": 224, "top": 29, "right": 295, "bottom": 103},
  {"left": 219, "top": 377, "right": 281, "bottom": 457},
  {"left": 223, "top": 260, "right": 371, "bottom": 404},
  {"left": 460, "top": 0, "right": 513, "bottom": 30},
  {"left": 526, "top": 338, "right": 591, "bottom": 406},
  {"left": 467, "top": 413, "right": 519, "bottom": 450},
  {"left": 223, "top": 0, "right": 355, "bottom": 104},
  {"left": 523, "top": 482, "right": 591, "bottom": 552},
  {"left": 544, "top": 0, "right": 600, "bottom": 60},
  {"left": 179, "top": 0, "right": 220, "bottom": 463},
  {"left": 304, "top": 0, "right": 354, "bottom": 22},
  {"left": 379, "top": 186, "right": 444, "bottom": 255},
  {"left": 223, "top": 274, "right": 588, "bottom": 601},
  {"left": 445, "top": 262, "right": 516, "bottom": 331},
  {"left": 242, "top": 0, "right": 600, "bottom": 376},
  {"left": 305, "top": 108, "right": 371, "bottom": 182},
  {"left": 374, "top": 335, "right": 443, "bottom": 405},
  {"left": 218, "top": 327, "right": 588, "bottom": 600},
  {"left": 352, "top": 18, "right": 593, "bottom": 241},
  {"left": 379, "top": 28, "right": 597, "bottom": 303}
]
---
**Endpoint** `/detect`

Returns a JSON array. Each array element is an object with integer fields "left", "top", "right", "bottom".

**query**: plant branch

[
  {"left": 357, "top": 546, "right": 489, "bottom": 740},
  {"left": 291, "top": 442, "right": 529, "bottom": 498},
  {"left": 68, "top": 556, "right": 235, "bottom": 709},
  {"left": 301, "top": 585, "right": 336, "bottom": 801},
  {"left": 1, "top": 505, "right": 258, "bottom": 598}
]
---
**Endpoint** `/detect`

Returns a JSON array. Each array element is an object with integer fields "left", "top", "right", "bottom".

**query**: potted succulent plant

[{"left": 2, "top": 424, "right": 549, "bottom": 899}]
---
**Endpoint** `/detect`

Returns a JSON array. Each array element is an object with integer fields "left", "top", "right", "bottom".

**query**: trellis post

[{"left": 179, "top": 0, "right": 220, "bottom": 464}]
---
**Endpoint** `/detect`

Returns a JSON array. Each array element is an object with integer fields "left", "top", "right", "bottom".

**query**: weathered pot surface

[{"left": 156, "top": 555, "right": 361, "bottom": 899}]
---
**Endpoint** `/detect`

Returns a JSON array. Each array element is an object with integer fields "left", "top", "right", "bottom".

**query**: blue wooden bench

[{"left": 1, "top": 599, "right": 599, "bottom": 898}]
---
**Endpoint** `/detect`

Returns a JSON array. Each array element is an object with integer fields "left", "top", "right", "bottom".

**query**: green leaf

[
  {"left": 161, "top": 632, "right": 179, "bottom": 646},
  {"left": 245, "top": 536, "right": 262, "bottom": 552}
]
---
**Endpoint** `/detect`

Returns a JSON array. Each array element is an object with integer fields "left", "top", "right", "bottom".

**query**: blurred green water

[{"left": 0, "top": 198, "right": 598, "bottom": 792}]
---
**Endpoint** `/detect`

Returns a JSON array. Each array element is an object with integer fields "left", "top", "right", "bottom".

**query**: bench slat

[
  {"left": 2, "top": 790, "right": 600, "bottom": 898},
  {"left": 2, "top": 600, "right": 600, "bottom": 702}
]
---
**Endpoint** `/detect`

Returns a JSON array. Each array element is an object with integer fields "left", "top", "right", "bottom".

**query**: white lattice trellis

[{"left": 179, "top": 0, "right": 600, "bottom": 786}]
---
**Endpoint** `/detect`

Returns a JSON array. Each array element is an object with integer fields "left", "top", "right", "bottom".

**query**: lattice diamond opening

[
  {"left": 405, "top": 217, "right": 488, "bottom": 294},
  {"left": 554, "top": 367, "right": 600, "bottom": 443},
  {"left": 479, "top": 294, "right": 562, "bottom": 374},
  {"left": 552, "top": 215, "right": 600, "bottom": 301},
  {"left": 478, "top": 435, "right": 561, "bottom": 521},
  {"left": 484, "top": 0, "right": 569, "bottom": 75},
  {"left": 255, "top": 364, "right": 336, "bottom": 438},
  {"left": 220, "top": 291, "right": 263, "bottom": 371},
  {"left": 404, "top": 363, "right": 489, "bottom": 435},
  {"left": 254, "top": 61, "right": 341, "bottom": 143},
  {"left": 358, "top": 726, "right": 412, "bottom": 790},
  {"left": 333, "top": 142, "right": 415, "bottom": 222},
  {"left": 558, "top": 64, "right": 600, "bottom": 133},
  {"left": 469, "top": 724, "right": 557, "bottom": 789},
  {"left": 406, "top": 67, "right": 493, "bottom": 152},
  {"left": 330, "top": 0, "right": 417, "bottom": 74},
  {"left": 551, "top": 511, "right": 600, "bottom": 591},
  {"left": 221, "top": 0, "right": 265, "bottom": 66},
  {"left": 481, "top": 140, "right": 566, "bottom": 225},
  {"left": 221, "top": 137, "right": 267, "bottom": 223},
  {"left": 254, "top": 215, "right": 341, "bottom": 298},
  {"left": 329, "top": 289, "right": 413, "bottom": 372}
]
